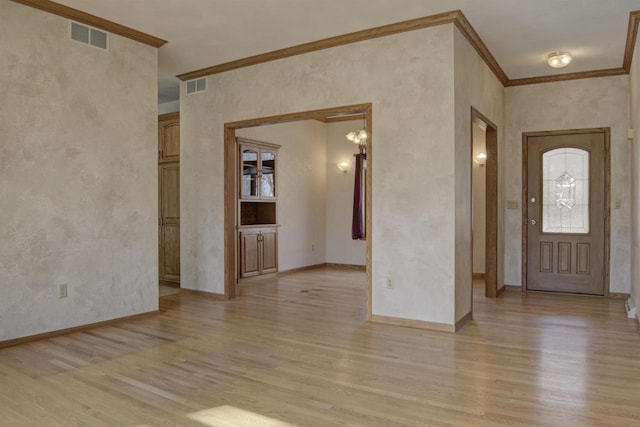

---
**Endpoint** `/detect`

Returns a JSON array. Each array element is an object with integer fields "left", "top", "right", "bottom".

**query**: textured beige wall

[
  {"left": 326, "top": 120, "right": 366, "bottom": 266},
  {"left": 236, "top": 120, "right": 327, "bottom": 271},
  {"left": 182, "top": 25, "right": 458, "bottom": 325},
  {"left": 630, "top": 40, "right": 640, "bottom": 313},
  {"left": 504, "top": 76, "right": 631, "bottom": 292},
  {"left": 453, "top": 28, "right": 505, "bottom": 322},
  {"left": 0, "top": 2, "right": 158, "bottom": 341}
]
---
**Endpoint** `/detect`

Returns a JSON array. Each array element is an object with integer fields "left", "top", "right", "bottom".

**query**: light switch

[{"left": 507, "top": 200, "right": 519, "bottom": 210}]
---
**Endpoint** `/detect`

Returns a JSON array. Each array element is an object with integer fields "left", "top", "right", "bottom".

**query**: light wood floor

[
  {"left": 1, "top": 268, "right": 639, "bottom": 426},
  {"left": 160, "top": 284, "right": 180, "bottom": 296}
]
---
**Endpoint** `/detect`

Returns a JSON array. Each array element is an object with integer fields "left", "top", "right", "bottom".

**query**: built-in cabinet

[
  {"left": 239, "top": 228, "right": 278, "bottom": 277},
  {"left": 159, "top": 112, "right": 180, "bottom": 285},
  {"left": 237, "top": 138, "right": 280, "bottom": 279}
]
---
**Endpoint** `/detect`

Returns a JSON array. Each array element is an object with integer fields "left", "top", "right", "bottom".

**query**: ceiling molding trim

[
  {"left": 226, "top": 104, "right": 371, "bottom": 129},
  {"left": 623, "top": 11, "right": 640, "bottom": 72},
  {"left": 319, "top": 114, "right": 366, "bottom": 124},
  {"left": 10, "top": 0, "right": 167, "bottom": 48},
  {"left": 176, "top": 9, "right": 640, "bottom": 87},
  {"left": 177, "top": 11, "right": 460, "bottom": 81},
  {"left": 453, "top": 12, "right": 509, "bottom": 85},
  {"left": 505, "top": 68, "right": 627, "bottom": 87}
]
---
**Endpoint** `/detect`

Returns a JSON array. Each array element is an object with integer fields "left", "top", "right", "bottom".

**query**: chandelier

[{"left": 345, "top": 129, "right": 367, "bottom": 145}]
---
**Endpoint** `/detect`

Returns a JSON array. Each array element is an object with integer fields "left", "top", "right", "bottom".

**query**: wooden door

[
  {"left": 525, "top": 130, "right": 608, "bottom": 295},
  {"left": 240, "top": 230, "right": 260, "bottom": 277},
  {"left": 159, "top": 113, "right": 180, "bottom": 162},
  {"left": 260, "top": 228, "right": 278, "bottom": 273},
  {"left": 159, "top": 163, "right": 180, "bottom": 283},
  {"left": 260, "top": 149, "right": 277, "bottom": 199}
]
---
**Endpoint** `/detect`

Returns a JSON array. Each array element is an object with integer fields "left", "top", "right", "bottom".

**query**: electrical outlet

[
  {"left": 311, "top": 244, "right": 315, "bottom": 252},
  {"left": 615, "top": 200, "right": 622, "bottom": 209},
  {"left": 58, "top": 284, "right": 68, "bottom": 298},
  {"left": 386, "top": 278, "right": 394, "bottom": 289}
]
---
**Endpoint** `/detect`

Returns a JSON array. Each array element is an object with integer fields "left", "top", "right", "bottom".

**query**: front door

[{"left": 525, "top": 129, "right": 609, "bottom": 295}]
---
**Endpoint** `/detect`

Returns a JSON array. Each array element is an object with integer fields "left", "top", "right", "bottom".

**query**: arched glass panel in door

[{"left": 541, "top": 148, "right": 589, "bottom": 234}]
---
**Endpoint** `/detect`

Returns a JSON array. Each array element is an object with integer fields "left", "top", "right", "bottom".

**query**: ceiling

[{"left": 54, "top": 0, "right": 640, "bottom": 103}]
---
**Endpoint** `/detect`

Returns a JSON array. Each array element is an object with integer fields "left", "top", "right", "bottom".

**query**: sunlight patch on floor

[{"left": 187, "top": 405, "right": 297, "bottom": 427}]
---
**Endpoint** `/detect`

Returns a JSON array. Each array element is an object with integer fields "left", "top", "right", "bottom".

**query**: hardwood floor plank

[{"left": 1, "top": 267, "right": 639, "bottom": 426}]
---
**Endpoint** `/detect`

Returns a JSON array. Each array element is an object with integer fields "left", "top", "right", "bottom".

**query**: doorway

[
  {"left": 522, "top": 128, "right": 610, "bottom": 295},
  {"left": 224, "top": 103, "right": 373, "bottom": 318},
  {"left": 471, "top": 108, "right": 498, "bottom": 298},
  {"left": 158, "top": 112, "right": 181, "bottom": 297}
]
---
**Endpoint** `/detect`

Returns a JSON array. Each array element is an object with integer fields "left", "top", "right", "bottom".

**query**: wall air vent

[
  {"left": 70, "top": 21, "right": 108, "bottom": 50},
  {"left": 186, "top": 77, "right": 206, "bottom": 95}
]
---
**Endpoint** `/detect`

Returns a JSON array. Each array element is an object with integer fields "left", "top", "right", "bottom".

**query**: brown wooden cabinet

[
  {"left": 237, "top": 138, "right": 280, "bottom": 279},
  {"left": 240, "top": 227, "right": 278, "bottom": 278},
  {"left": 159, "top": 113, "right": 180, "bottom": 162},
  {"left": 159, "top": 112, "right": 180, "bottom": 285},
  {"left": 238, "top": 139, "right": 278, "bottom": 200}
]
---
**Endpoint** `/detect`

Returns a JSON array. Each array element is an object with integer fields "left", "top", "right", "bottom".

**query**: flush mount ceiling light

[{"left": 547, "top": 51, "right": 572, "bottom": 68}]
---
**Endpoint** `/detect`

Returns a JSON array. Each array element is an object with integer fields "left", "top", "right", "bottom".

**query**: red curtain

[{"left": 352, "top": 153, "right": 366, "bottom": 239}]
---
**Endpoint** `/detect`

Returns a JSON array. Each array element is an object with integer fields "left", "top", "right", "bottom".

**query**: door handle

[{"left": 528, "top": 219, "right": 536, "bottom": 225}]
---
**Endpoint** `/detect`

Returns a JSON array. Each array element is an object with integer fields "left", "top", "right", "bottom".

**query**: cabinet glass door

[
  {"left": 261, "top": 151, "right": 276, "bottom": 198},
  {"left": 241, "top": 148, "right": 259, "bottom": 198}
]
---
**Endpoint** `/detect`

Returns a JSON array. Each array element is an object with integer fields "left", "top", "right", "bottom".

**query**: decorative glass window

[
  {"left": 555, "top": 172, "right": 576, "bottom": 209},
  {"left": 542, "top": 148, "right": 589, "bottom": 234},
  {"left": 261, "top": 152, "right": 276, "bottom": 198},
  {"left": 242, "top": 149, "right": 258, "bottom": 197}
]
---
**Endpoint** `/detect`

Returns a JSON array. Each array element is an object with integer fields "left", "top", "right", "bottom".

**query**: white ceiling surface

[{"left": 56, "top": 0, "right": 640, "bottom": 103}]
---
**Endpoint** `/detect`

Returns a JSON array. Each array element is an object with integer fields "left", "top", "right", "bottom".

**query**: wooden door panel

[
  {"left": 160, "top": 224, "right": 180, "bottom": 281},
  {"left": 160, "top": 121, "right": 180, "bottom": 161},
  {"left": 260, "top": 229, "right": 278, "bottom": 273},
  {"left": 558, "top": 242, "right": 571, "bottom": 274},
  {"left": 577, "top": 243, "right": 590, "bottom": 275},
  {"left": 540, "top": 242, "right": 553, "bottom": 273},
  {"left": 158, "top": 113, "right": 180, "bottom": 286},
  {"left": 240, "top": 231, "right": 260, "bottom": 277},
  {"left": 526, "top": 131, "right": 607, "bottom": 295},
  {"left": 239, "top": 143, "right": 260, "bottom": 200},
  {"left": 160, "top": 164, "right": 180, "bottom": 220}
]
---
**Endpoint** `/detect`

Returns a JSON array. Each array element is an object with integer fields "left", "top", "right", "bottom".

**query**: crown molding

[
  {"left": 10, "top": 0, "right": 167, "bottom": 48},
  {"left": 177, "top": 10, "right": 460, "bottom": 81},
  {"left": 453, "top": 12, "right": 509, "bottom": 85},
  {"left": 316, "top": 114, "right": 366, "bottom": 124},
  {"left": 177, "top": 9, "right": 640, "bottom": 88},
  {"left": 511, "top": 9, "right": 639, "bottom": 86},
  {"left": 177, "top": 10, "right": 507, "bottom": 86},
  {"left": 11, "top": 2, "right": 639, "bottom": 86},
  {"left": 623, "top": 11, "right": 640, "bottom": 72},
  {"left": 506, "top": 68, "right": 627, "bottom": 87}
]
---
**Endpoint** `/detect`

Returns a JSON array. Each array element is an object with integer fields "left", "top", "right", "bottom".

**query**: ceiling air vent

[
  {"left": 186, "top": 77, "right": 206, "bottom": 95},
  {"left": 70, "top": 22, "right": 108, "bottom": 50}
]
